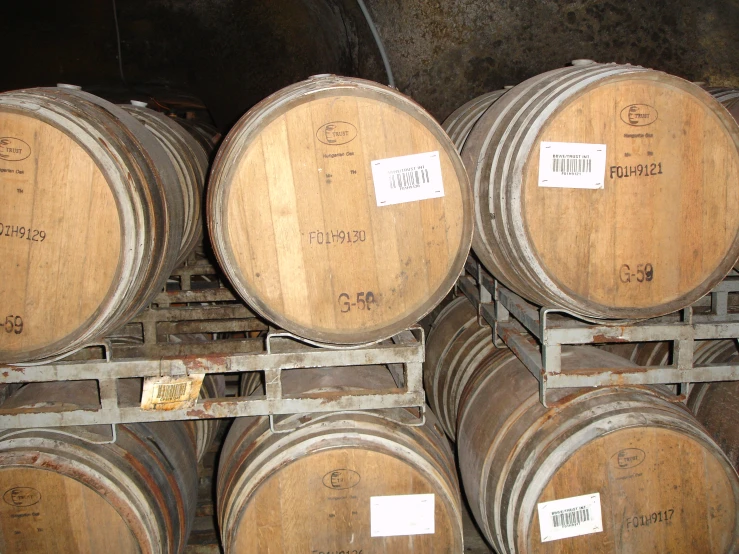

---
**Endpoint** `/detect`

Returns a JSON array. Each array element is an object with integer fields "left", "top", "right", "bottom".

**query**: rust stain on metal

[
  {"left": 180, "top": 354, "right": 229, "bottom": 372},
  {"left": 185, "top": 408, "right": 216, "bottom": 419},
  {"left": 592, "top": 332, "right": 627, "bottom": 343},
  {"left": 564, "top": 365, "right": 649, "bottom": 376}
]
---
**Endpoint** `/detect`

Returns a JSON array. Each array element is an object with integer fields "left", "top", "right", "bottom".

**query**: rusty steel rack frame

[
  {"left": 459, "top": 257, "right": 739, "bottom": 407},
  {"left": 0, "top": 259, "right": 426, "bottom": 429}
]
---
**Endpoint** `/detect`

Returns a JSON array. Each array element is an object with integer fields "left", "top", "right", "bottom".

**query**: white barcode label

[
  {"left": 141, "top": 374, "right": 205, "bottom": 410},
  {"left": 371, "top": 151, "right": 444, "bottom": 206},
  {"left": 537, "top": 493, "right": 603, "bottom": 542},
  {"left": 538, "top": 141, "right": 607, "bottom": 189},
  {"left": 370, "top": 494, "right": 435, "bottom": 537}
]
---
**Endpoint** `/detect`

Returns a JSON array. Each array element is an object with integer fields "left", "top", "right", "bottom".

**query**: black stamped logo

[
  {"left": 316, "top": 122, "right": 357, "bottom": 146},
  {"left": 322, "top": 469, "right": 361, "bottom": 490},
  {"left": 3, "top": 487, "right": 41, "bottom": 507},
  {"left": 612, "top": 448, "right": 646, "bottom": 470},
  {"left": 0, "top": 137, "right": 31, "bottom": 162},
  {"left": 620, "top": 104, "right": 658, "bottom": 127}
]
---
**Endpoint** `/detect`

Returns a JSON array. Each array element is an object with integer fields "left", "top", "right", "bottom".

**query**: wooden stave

[
  {"left": 121, "top": 104, "right": 209, "bottom": 266},
  {"left": 0, "top": 380, "right": 199, "bottom": 553},
  {"left": 456, "top": 348, "right": 739, "bottom": 553},
  {"left": 441, "top": 90, "right": 507, "bottom": 151},
  {"left": 0, "top": 87, "right": 183, "bottom": 363},
  {"left": 462, "top": 64, "right": 739, "bottom": 320},
  {"left": 218, "top": 365, "right": 463, "bottom": 553},
  {"left": 686, "top": 340, "right": 739, "bottom": 469},
  {"left": 708, "top": 88, "right": 739, "bottom": 270},
  {"left": 423, "top": 295, "right": 501, "bottom": 439},
  {"left": 207, "top": 74, "right": 473, "bottom": 345}
]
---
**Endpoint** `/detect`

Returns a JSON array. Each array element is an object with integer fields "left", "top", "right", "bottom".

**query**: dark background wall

[{"left": 1, "top": 0, "right": 737, "bottom": 128}]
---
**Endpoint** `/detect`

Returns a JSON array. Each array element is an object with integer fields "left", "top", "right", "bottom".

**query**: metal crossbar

[
  {"left": 0, "top": 258, "right": 426, "bottom": 428},
  {"left": 460, "top": 257, "right": 739, "bottom": 407}
]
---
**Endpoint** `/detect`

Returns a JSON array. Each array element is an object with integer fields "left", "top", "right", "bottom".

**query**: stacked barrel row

[
  {"left": 0, "top": 77, "right": 473, "bottom": 553},
  {"left": 0, "top": 75, "right": 472, "bottom": 363},
  {"left": 425, "top": 296, "right": 739, "bottom": 553}
]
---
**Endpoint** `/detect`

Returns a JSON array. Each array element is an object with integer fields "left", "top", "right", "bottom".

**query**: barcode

[
  {"left": 388, "top": 167, "right": 430, "bottom": 191},
  {"left": 552, "top": 506, "right": 591, "bottom": 528},
  {"left": 154, "top": 382, "right": 188, "bottom": 403},
  {"left": 552, "top": 157, "right": 592, "bottom": 174}
]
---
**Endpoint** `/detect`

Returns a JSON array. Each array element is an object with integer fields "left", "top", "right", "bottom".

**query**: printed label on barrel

[
  {"left": 537, "top": 493, "right": 603, "bottom": 542},
  {"left": 316, "top": 122, "right": 358, "bottom": 146},
  {"left": 0, "top": 137, "right": 31, "bottom": 162},
  {"left": 370, "top": 494, "right": 435, "bottom": 537},
  {"left": 3, "top": 487, "right": 41, "bottom": 507},
  {"left": 538, "top": 141, "right": 607, "bottom": 189},
  {"left": 612, "top": 448, "right": 646, "bottom": 470},
  {"left": 323, "top": 469, "right": 361, "bottom": 490},
  {"left": 141, "top": 374, "right": 205, "bottom": 410},
  {"left": 620, "top": 104, "right": 658, "bottom": 127},
  {"left": 371, "top": 151, "right": 444, "bottom": 206}
]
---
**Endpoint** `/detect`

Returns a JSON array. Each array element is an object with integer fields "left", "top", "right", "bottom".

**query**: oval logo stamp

[
  {"left": 612, "top": 448, "right": 646, "bottom": 470},
  {"left": 316, "top": 122, "right": 357, "bottom": 146},
  {"left": 620, "top": 104, "right": 658, "bottom": 127},
  {"left": 3, "top": 487, "right": 41, "bottom": 507},
  {"left": 322, "top": 469, "right": 361, "bottom": 490},
  {"left": 0, "top": 137, "right": 31, "bottom": 162}
]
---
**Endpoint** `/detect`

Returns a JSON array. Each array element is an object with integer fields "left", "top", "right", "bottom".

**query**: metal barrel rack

[
  {"left": 458, "top": 257, "right": 739, "bottom": 407},
  {"left": 0, "top": 258, "right": 426, "bottom": 429}
]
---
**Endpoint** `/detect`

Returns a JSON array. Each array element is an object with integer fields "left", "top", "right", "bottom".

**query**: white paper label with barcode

[
  {"left": 370, "top": 494, "right": 434, "bottom": 537},
  {"left": 371, "top": 151, "right": 444, "bottom": 206},
  {"left": 140, "top": 374, "right": 204, "bottom": 411},
  {"left": 537, "top": 493, "right": 603, "bottom": 542},
  {"left": 538, "top": 141, "right": 607, "bottom": 189}
]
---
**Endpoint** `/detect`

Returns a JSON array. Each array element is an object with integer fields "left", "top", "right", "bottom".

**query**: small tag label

[
  {"left": 538, "top": 141, "right": 607, "bottom": 189},
  {"left": 538, "top": 493, "right": 603, "bottom": 542},
  {"left": 371, "top": 151, "right": 444, "bottom": 206},
  {"left": 370, "top": 494, "right": 435, "bottom": 537},
  {"left": 141, "top": 374, "right": 204, "bottom": 411}
]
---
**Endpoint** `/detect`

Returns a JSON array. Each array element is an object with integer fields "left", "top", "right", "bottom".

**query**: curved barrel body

[
  {"left": 208, "top": 75, "right": 472, "bottom": 345},
  {"left": 462, "top": 63, "right": 739, "bottom": 319},
  {"left": 218, "top": 365, "right": 463, "bottom": 553},
  {"left": 0, "top": 87, "right": 189, "bottom": 363}
]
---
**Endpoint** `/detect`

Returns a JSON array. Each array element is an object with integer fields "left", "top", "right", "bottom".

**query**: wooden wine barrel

[
  {"left": 0, "top": 86, "right": 188, "bottom": 363},
  {"left": 457, "top": 347, "right": 739, "bottom": 553},
  {"left": 441, "top": 89, "right": 506, "bottom": 151},
  {"left": 189, "top": 374, "right": 226, "bottom": 462},
  {"left": 423, "top": 296, "right": 501, "bottom": 439},
  {"left": 462, "top": 63, "right": 739, "bottom": 319},
  {"left": 177, "top": 118, "right": 221, "bottom": 154},
  {"left": 208, "top": 75, "right": 473, "bottom": 345},
  {"left": 709, "top": 88, "right": 739, "bottom": 122},
  {"left": 0, "top": 380, "right": 198, "bottom": 553},
  {"left": 685, "top": 340, "right": 739, "bottom": 469},
  {"left": 122, "top": 102, "right": 208, "bottom": 266},
  {"left": 218, "top": 365, "right": 463, "bottom": 553}
]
